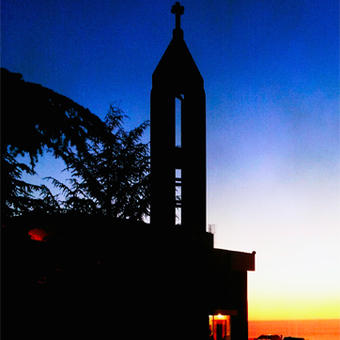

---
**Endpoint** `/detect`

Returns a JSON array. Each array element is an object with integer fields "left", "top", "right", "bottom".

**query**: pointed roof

[{"left": 152, "top": 3, "right": 203, "bottom": 92}]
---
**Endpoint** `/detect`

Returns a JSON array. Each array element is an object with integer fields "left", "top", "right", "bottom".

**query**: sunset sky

[{"left": 2, "top": 0, "right": 339, "bottom": 320}]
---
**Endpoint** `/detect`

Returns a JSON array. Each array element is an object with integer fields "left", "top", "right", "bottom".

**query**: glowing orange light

[
  {"left": 209, "top": 314, "right": 231, "bottom": 340},
  {"left": 215, "top": 314, "right": 227, "bottom": 320},
  {"left": 28, "top": 228, "right": 48, "bottom": 242}
]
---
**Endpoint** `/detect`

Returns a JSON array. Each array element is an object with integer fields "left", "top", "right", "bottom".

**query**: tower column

[
  {"left": 150, "top": 88, "right": 176, "bottom": 227},
  {"left": 150, "top": 2, "right": 206, "bottom": 233},
  {"left": 181, "top": 87, "right": 206, "bottom": 232}
]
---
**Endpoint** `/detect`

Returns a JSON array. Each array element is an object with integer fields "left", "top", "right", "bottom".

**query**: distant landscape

[{"left": 248, "top": 319, "right": 340, "bottom": 340}]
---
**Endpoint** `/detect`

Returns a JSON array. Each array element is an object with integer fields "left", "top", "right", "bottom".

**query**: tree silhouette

[
  {"left": 1, "top": 68, "right": 105, "bottom": 164},
  {"left": 48, "top": 106, "right": 150, "bottom": 220},
  {"left": 3, "top": 153, "right": 60, "bottom": 217},
  {"left": 1, "top": 68, "right": 150, "bottom": 221}
]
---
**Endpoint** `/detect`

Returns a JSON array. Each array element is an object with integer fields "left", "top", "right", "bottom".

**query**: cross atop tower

[{"left": 171, "top": 2, "right": 184, "bottom": 30}]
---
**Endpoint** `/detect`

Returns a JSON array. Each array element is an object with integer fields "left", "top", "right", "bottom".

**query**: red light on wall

[
  {"left": 28, "top": 228, "right": 48, "bottom": 242},
  {"left": 209, "top": 314, "right": 231, "bottom": 340}
]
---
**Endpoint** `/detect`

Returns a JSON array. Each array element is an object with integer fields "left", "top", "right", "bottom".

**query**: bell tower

[{"left": 151, "top": 2, "right": 206, "bottom": 233}]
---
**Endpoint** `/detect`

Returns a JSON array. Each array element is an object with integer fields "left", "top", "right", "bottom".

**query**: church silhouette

[
  {"left": 4, "top": 3, "right": 255, "bottom": 340},
  {"left": 148, "top": 3, "right": 255, "bottom": 339}
]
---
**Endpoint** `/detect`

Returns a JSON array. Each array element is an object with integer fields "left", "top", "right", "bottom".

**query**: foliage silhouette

[
  {"left": 1, "top": 68, "right": 105, "bottom": 165},
  {"left": 3, "top": 153, "right": 60, "bottom": 216},
  {"left": 1, "top": 68, "right": 150, "bottom": 220},
  {"left": 47, "top": 106, "right": 150, "bottom": 220}
]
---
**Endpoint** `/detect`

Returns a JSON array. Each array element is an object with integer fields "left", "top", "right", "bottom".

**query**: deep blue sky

[
  {"left": 2, "top": 0, "right": 340, "bottom": 319},
  {"left": 2, "top": 0, "right": 338, "bottom": 171}
]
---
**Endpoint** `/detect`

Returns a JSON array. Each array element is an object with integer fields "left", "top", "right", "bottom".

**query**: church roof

[{"left": 152, "top": 3, "right": 203, "bottom": 91}]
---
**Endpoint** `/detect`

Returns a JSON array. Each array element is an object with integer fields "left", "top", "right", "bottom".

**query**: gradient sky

[{"left": 2, "top": 0, "right": 339, "bottom": 320}]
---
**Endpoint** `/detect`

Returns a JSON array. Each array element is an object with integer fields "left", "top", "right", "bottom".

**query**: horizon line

[{"left": 249, "top": 318, "right": 340, "bottom": 322}]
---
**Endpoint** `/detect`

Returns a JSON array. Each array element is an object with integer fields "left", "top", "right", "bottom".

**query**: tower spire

[
  {"left": 171, "top": 2, "right": 184, "bottom": 39},
  {"left": 151, "top": 2, "right": 206, "bottom": 231}
]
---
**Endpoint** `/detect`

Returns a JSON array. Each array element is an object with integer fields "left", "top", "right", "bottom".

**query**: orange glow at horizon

[
  {"left": 245, "top": 244, "right": 340, "bottom": 321},
  {"left": 212, "top": 175, "right": 340, "bottom": 322},
  {"left": 248, "top": 293, "right": 340, "bottom": 321}
]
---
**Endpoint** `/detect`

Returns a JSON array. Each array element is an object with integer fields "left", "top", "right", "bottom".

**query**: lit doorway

[{"left": 209, "top": 314, "right": 231, "bottom": 340}]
